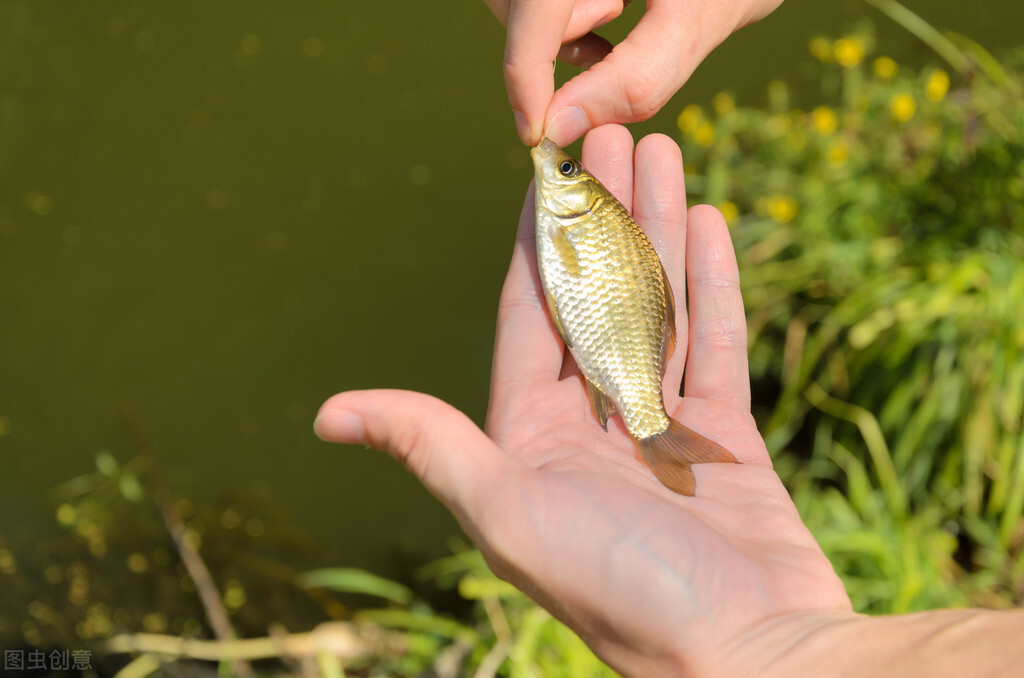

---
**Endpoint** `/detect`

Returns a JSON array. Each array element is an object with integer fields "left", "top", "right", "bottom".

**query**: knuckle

[
  {"left": 620, "top": 65, "right": 672, "bottom": 121},
  {"left": 502, "top": 56, "right": 534, "bottom": 89}
]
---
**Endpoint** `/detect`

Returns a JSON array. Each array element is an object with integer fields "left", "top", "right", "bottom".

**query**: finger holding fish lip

[
  {"left": 499, "top": 0, "right": 629, "bottom": 144},
  {"left": 503, "top": 0, "right": 576, "bottom": 145}
]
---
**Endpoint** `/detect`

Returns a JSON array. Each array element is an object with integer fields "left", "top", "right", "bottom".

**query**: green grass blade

[
  {"left": 863, "top": 0, "right": 968, "bottom": 72},
  {"left": 805, "top": 383, "right": 906, "bottom": 519},
  {"left": 944, "top": 31, "right": 1011, "bottom": 85},
  {"left": 298, "top": 568, "right": 415, "bottom": 606}
]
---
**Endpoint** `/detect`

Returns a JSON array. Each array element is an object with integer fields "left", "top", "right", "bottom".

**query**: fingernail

[
  {"left": 545, "top": 106, "right": 589, "bottom": 146},
  {"left": 313, "top": 409, "right": 365, "bottom": 444},
  {"left": 512, "top": 110, "right": 531, "bottom": 145}
]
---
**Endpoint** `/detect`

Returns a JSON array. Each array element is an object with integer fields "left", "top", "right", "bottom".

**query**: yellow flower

[
  {"left": 693, "top": 121, "right": 715, "bottom": 148},
  {"left": 810, "top": 106, "right": 838, "bottom": 135},
  {"left": 809, "top": 37, "right": 832, "bottom": 62},
  {"left": 889, "top": 93, "right": 916, "bottom": 123},
  {"left": 833, "top": 38, "right": 865, "bottom": 69},
  {"left": 712, "top": 92, "right": 736, "bottom": 116},
  {"left": 765, "top": 195, "right": 798, "bottom": 224},
  {"left": 718, "top": 200, "right": 739, "bottom": 225},
  {"left": 677, "top": 104, "right": 703, "bottom": 134},
  {"left": 925, "top": 69, "right": 950, "bottom": 102},
  {"left": 873, "top": 56, "right": 898, "bottom": 79}
]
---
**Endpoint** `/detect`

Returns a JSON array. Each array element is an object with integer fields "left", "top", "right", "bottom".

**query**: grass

[
  {"left": 679, "top": 22, "right": 1024, "bottom": 614},
  {"left": 9, "top": 8, "right": 1024, "bottom": 677}
]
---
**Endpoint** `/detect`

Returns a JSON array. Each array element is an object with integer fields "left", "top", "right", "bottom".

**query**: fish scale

[
  {"left": 538, "top": 176, "right": 671, "bottom": 439},
  {"left": 531, "top": 138, "right": 738, "bottom": 496}
]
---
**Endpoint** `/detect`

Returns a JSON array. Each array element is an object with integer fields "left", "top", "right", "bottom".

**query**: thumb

[
  {"left": 314, "top": 389, "right": 514, "bottom": 528},
  {"left": 543, "top": 4, "right": 734, "bottom": 145}
]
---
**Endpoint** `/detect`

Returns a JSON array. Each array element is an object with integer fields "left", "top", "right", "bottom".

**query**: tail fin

[{"left": 635, "top": 418, "right": 738, "bottom": 496}]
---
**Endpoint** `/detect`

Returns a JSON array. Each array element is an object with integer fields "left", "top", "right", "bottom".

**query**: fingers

[
  {"left": 581, "top": 124, "right": 635, "bottom": 212},
  {"left": 542, "top": 0, "right": 757, "bottom": 145},
  {"left": 488, "top": 0, "right": 623, "bottom": 35},
  {"left": 490, "top": 183, "right": 566, "bottom": 394},
  {"left": 315, "top": 389, "right": 517, "bottom": 530},
  {"left": 630, "top": 135, "right": 688, "bottom": 406},
  {"left": 499, "top": 0, "right": 785, "bottom": 146},
  {"left": 546, "top": 124, "right": 635, "bottom": 381},
  {"left": 556, "top": 32, "right": 614, "bottom": 69},
  {"left": 490, "top": 125, "right": 635, "bottom": 398},
  {"left": 503, "top": 0, "right": 628, "bottom": 144},
  {"left": 504, "top": 0, "right": 577, "bottom": 145},
  {"left": 682, "top": 205, "right": 750, "bottom": 408},
  {"left": 544, "top": 6, "right": 690, "bottom": 145}
]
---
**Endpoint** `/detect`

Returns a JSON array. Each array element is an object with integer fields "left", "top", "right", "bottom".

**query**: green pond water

[{"left": 1, "top": 0, "right": 1021, "bottom": 582}]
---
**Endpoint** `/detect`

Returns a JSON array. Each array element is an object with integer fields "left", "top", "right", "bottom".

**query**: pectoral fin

[
  {"left": 551, "top": 225, "right": 582, "bottom": 278},
  {"left": 585, "top": 378, "right": 616, "bottom": 431}
]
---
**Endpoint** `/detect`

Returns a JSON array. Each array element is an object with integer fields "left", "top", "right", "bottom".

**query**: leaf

[
  {"left": 457, "top": 575, "right": 521, "bottom": 601},
  {"left": 95, "top": 450, "right": 119, "bottom": 477},
  {"left": 355, "top": 608, "right": 476, "bottom": 640},
  {"left": 297, "top": 568, "right": 415, "bottom": 605},
  {"left": 944, "top": 31, "right": 1011, "bottom": 85},
  {"left": 118, "top": 473, "right": 144, "bottom": 503},
  {"left": 863, "top": 0, "right": 969, "bottom": 73}
]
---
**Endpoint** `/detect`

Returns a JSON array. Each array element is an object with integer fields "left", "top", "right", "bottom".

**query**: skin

[
  {"left": 316, "top": 127, "right": 1024, "bottom": 676},
  {"left": 316, "top": 125, "right": 852, "bottom": 674},
  {"left": 313, "top": 124, "right": 1024, "bottom": 675},
  {"left": 484, "top": 0, "right": 785, "bottom": 145}
]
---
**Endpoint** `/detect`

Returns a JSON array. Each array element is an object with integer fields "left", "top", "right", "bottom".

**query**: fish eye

[{"left": 558, "top": 159, "right": 578, "bottom": 176}]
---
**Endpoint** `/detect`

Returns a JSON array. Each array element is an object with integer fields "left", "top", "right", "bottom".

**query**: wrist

[
  {"left": 724, "top": 607, "right": 1024, "bottom": 678},
  {"left": 686, "top": 610, "right": 862, "bottom": 678}
]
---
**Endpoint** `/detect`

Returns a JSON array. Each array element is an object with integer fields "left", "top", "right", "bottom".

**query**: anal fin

[{"left": 635, "top": 418, "right": 738, "bottom": 495}]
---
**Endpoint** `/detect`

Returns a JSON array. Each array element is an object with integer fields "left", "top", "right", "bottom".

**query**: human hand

[
  {"left": 486, "top": 0, "right": 784, "bottom": 146},
  {"left": 315, "top": 125, "right": 853, "bottom": 676}
]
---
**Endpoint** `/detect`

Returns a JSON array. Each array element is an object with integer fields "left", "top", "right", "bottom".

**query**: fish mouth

[
  {"left": 530, "top": 137, "right": 560, "bottom": 162},
  {"left": 530, "top": 137, "right": 562, "bottom": 177}
]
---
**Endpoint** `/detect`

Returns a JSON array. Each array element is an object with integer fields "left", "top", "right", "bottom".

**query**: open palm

[{"left": 316, "top": 125, "right": 853, "bottom": 676}]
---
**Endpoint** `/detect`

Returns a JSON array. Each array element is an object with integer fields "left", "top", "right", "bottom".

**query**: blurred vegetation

[
  {"left": 8, "top": 11, "right": 1024, "bottom": 678},
  {"left": 4, "top": 449, "right": 613, "bottom": 676},
  {"left": 679, "top": 22, "right": 1024, "bottom": 614}
]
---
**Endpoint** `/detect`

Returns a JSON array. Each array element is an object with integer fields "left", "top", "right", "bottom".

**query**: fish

[{"left": 530, "top": 138, "right": 738, "bottom": 496}]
